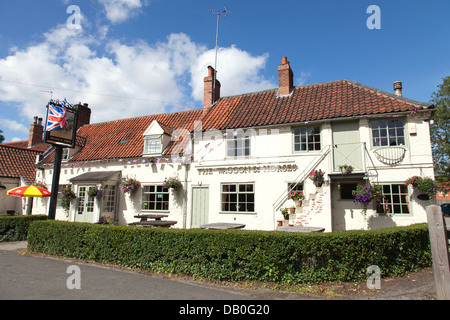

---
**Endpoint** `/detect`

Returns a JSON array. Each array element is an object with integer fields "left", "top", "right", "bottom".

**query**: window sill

[{"left": 219, "top": 211, "right": 257, "bottom": 215}]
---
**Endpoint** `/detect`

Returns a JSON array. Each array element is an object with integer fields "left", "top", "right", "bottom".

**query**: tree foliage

[{"left": 430, "top": 76, "right": 450, "bottom": 184}]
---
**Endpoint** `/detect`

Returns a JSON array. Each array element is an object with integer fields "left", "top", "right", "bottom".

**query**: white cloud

[
  {"left": 97, "top": 0, "right": 147, "bottom": 24},
  {"left": 190, "top": 46, "right": 274, "bottom": 101},
  {"left": 0, "top": 24, "right": 274, "bottom": 139},
  {"left": 0, "top": 119, "right": 28, "bottom": 134}
]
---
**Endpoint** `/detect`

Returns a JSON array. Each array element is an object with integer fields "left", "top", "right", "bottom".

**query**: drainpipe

[{"left": 183, "top": 163, "right": 190, "bottom": 229}]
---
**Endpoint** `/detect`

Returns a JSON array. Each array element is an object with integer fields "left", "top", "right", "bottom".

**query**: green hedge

[
  {"left": 27, "top": 220, "right": 432, "bottom": 284},
  {"left": 0, "top": 215, "right": 48, "bottom": 242}
]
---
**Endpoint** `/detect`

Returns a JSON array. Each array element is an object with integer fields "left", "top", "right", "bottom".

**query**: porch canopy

[{"left": 69, "top": 171, "right": 121, "bottom": 183}]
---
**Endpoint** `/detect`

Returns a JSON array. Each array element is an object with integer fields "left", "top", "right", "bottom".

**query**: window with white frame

[
  {"left": 221, "top": 183, "right": 255, "bottom": 213},
  {"left": 141, "top": 185, "right": 169, "bottom": 211},
  {"left": 371, "top": 119, "right": 405, "bottom": 147},
  {"left": 226, "top": 136, "right": 251, "bottom": 157},
  {"left": 102, "top": 185, "right": 116, "bottom": 213},
  {"left": 62, "top": 148, "right": 70, "bottom": 161},
  {"left": 144, "top": 136, "right": 162, "bottom": 154},
  {"left": 379, "top": 184, "right": 410, "bottom": 215},
  {"left": 293, "top": 126, "right": 321, "bottom": 152}
]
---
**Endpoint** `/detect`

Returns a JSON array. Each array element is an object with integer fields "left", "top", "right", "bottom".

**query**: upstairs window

[
  {"left": 144, "top": 136, "right": 162, "bottom": 154},
  {"left": 226, "top": 136, "right": 251, "bottom": 157},
  {"left": 293, "top": 126, "right": 321, "bottom": 152},
  {"left": 371, "top": 119, "right": 405, "bottom": 147}
]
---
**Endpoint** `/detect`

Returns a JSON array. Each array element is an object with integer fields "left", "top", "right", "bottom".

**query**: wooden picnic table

[
  {"left": 134, "top": 214, "right": 169, "bottom": 221},
  {"left": 276, "top": 226, "right": 325, "bottom": 233},
  {"left": 128, "top": 214, "right": 176, "bottom": 228},
  {"left": 200, "top": 223, "right": 245, "bottom": 230}
]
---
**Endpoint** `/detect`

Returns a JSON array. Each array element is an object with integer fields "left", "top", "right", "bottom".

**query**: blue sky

[{"left": 0, "top": 0, "right": 449, "bottom": 142}]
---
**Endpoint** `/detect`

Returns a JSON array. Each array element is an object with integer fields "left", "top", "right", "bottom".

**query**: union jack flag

[{"left": 46, "top": 103, "right": 68, "bottom": 132}]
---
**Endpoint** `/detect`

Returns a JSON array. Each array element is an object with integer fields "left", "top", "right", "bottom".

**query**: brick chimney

[
  {"left": 73, "top": 103, "right": 91, "bottom": 131},
  {"left": 278, "top": 56, "right": 294, "bottom": 97},
  {"left": 28, "top": 116, "right": 43, "bottom": 147},
  {"left": 393, "top": 81, "right": 402, "bottom": 96},
  {"left": 203, "top": 66, "right": 221, "bottom": 108}
]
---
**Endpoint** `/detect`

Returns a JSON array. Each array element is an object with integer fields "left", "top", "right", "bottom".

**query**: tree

[
  {"left": 0, "top": 130, "right": 4, "bottom": 143},
  {"left": 430, "top": 76, "right": 450, "bottom": 184}
]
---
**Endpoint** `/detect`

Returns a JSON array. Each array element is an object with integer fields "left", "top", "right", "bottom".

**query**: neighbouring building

[
  {"left": 0, "top": 116, "right": 50, "bottom": 215},
  {"left": 31, "top": 57, "right": 435, "bottom": 231}
]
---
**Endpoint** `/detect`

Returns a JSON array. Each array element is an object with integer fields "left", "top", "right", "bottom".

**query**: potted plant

[
  {"left": 97, "top": 216, "right": 117, "bottom": 225},
  {"left": 280, "top": 208, "right": 289, "bottom": 220},
  {"left": 289, "top": 190, "right": 305, "bottom": 207},
  {"left": 309, "top": 169, "right": 325, "bottom": 187},
  {"left": 60, "top": 185, "right": 76, "bottom": 214},
  {"left": 352, "top": 184, "right": 384, "bottom": 211},
  {"left": 121, "top": 177, "right": 141, "bottom": 195},
  {"left": 162, "top": 176, "right": 182, "bottom": 190},
  {"left": 339, "top": 165, "right": 353, "bottom": 174},
  {"left": 32, "top": 180, "right": 48, "bottom": 189}
]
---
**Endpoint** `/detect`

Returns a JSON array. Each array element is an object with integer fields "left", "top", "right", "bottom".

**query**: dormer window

[
  {"left": 144, "top": 136, "right": 162, "bottom": 154},
  {"left": 143, "top": 120, "right": 172, "bottom": 156}
]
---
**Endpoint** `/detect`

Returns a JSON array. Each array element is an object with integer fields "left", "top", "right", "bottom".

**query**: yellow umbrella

[{"left": 7, "top": 185, "right": 51, "bottom": 198}]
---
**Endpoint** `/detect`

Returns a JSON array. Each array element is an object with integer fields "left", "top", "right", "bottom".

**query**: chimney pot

[
  {"left": 74, "top": 102, "right": 92, "bottom": 131},
  {"left": 393, "top": 81, "right": 402, "bottom": 96},
  {"left": 278, "top": 56, "right": 294, "bottom": 96},
  {"left": 28, "top": 116, "right": 44, "bottom": 147},
  {"left": 203, "top": 66, "right": 221, "bottom": 108}
]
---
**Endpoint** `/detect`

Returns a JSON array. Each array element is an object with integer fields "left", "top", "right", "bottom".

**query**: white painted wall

[{"left": 33, "top": 112, "right": 435, "bottom": 232}]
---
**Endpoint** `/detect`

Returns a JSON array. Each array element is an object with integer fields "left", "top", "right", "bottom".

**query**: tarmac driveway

[{"left": 0, "top": 241, "right": 439, "bottom": 300}]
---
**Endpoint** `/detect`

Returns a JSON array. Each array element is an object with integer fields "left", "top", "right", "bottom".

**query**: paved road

[{"left": 0, "top": 242, "right": 252, "bottom": 300}]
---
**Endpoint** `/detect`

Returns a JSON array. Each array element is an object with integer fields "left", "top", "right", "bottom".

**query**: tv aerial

[{"left": 208, "top": 6, "right": 231, "bottom": 92}]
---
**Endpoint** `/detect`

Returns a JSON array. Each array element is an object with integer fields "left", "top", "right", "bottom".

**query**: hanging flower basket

[
  {"left": 405, "top": 176, "right": 437, "bottom": 200},
  {"left": 309, "top": 169, "right": 325, "bottom": 187},
  {"left": 88, "top": 184, "right": 103, "bottom": 198},
  {"left": 60, "top": 185, "right": 76, "bottom": 214},
  {"left": 121, "top": 177, "right": 141, "bottom": 195},
  {"left": 352, "top": 184, "right": 384, "bottom": 211},
  {"left": 162, "top": 177, "right": 182, "bottom": 190}
]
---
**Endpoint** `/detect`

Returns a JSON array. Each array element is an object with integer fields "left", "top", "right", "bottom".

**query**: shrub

[
  {"left": 27, "top": 221, "right": 432, "bottom": 284},
  {"left": 0, "top": 215, "right": 47, "bottom": 242}
]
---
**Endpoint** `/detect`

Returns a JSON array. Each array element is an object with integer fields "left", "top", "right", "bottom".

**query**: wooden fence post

[{"left": 426, "top": 205, "right": 450, "bottom": 300}]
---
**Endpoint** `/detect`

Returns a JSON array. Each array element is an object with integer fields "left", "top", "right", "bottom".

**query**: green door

[
  {"left": 191, "top": 187, "right": 209, "bottom": 228},
  {"left": 332, "top": 121, "right": 362, "bottom": 171}
]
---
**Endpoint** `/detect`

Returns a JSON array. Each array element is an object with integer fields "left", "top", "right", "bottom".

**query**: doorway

[
  {"left": 75, "top": 185, "right": 95, "bottom": 223},
  {"left": 191, "top": 186, "right": 209, "bottom": 228},
  {"left": 332, "top": 120, "right": 362, "bottom": 171}
]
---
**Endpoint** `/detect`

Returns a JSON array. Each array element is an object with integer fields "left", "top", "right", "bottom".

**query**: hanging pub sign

[{"left": 43, "top": 100, "right": 78, "bottom": 148}]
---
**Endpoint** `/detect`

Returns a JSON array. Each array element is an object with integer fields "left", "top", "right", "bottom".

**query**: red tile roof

[
  {"left": 0, "top": 145, "right": 41, "bottom": 184},
  {"left": 39, "top": 79, "right": 433, "bottom": 163},
  {"left": 200, "top": 80, "right": 432, "bottom": 131},
  {"left": 41, "top": 108, "right": 205, "bottom": 163},
  {"left": 1, "top": 140, "right": 51, "bottom": 152}
]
